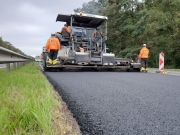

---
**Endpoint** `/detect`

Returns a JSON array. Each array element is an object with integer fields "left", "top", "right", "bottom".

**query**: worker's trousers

[
  {"left": 48, "top": 50, "right": 58, "bottom": 60},
  {"left": 141, "top": 58, "right": 148, "bottom": 68}
]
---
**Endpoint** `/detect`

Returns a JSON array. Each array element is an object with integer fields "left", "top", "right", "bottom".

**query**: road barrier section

[
  {"left": 159, "top": 52, "right": 164, "bottom": 71},
  {"left": 0, "top": 46, "right": 32, "bottom": 72},
  {"left": 155, "top": 52, "right": 168, "bottom": 74}
]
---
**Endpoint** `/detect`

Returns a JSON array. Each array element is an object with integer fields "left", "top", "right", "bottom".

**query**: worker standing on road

[
  {"left": 60, "top": 24, "right": 71, "bottom": 36},
  {"left": 45, "top": 33, "right": 61, "bottom": 65},
  {"left": 138, "top": 44, "right": 149, "bottom": 71}
]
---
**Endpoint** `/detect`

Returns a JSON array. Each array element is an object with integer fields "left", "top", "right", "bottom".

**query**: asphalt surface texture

[{"left": 44, "top": 70, "right": 180, "bottom": 135}]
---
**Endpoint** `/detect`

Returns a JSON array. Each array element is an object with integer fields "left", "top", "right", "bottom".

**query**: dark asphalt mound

[
  {"left": 44, "top": 71, "right": 180, "bottom": 135},
  {"left": 44, "top": 73, "right": 101, "bottom": 135}
]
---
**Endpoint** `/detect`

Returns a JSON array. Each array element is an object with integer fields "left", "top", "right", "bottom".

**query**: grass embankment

[{"left": 0, "top": 62, "right": 79, "bottom": 135}]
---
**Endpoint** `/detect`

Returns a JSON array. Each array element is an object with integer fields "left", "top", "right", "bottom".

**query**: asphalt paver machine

[{"left": 42, "top": 12, "right": 141, "bottom": 71}]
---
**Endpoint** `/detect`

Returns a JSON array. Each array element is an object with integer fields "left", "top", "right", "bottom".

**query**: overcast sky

[{"left": 0, "top": 0, "right": 90, "bottom": 57}]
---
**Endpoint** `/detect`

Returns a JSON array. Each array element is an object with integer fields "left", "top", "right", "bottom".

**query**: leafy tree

[
  {"left": 0, "top": 37, "right": 27, "bottom": 56},
  {"left": 76, "top": 0, "right": 180, "bottom": 68},
  {"left": 74, "top": 0, "right": 105, "bottom": 14},
  {"left": 140, "top": 0, "right": 180, "bottom": 67}
]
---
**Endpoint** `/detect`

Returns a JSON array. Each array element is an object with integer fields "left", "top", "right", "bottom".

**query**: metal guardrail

[{"left": 0, "top": 46, "right": 32, "bottom": 72}]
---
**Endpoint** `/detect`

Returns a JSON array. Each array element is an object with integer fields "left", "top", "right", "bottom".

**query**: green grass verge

[{"left": 0, "top": 62, "right": 77, "bottom": 135}]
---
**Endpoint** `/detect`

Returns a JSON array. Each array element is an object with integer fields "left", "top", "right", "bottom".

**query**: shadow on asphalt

[{"left": 45, "top": 68, "right": 141, "bottom": 73}]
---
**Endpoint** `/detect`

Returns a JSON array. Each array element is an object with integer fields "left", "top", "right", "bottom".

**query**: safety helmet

[
  {"left": 51, "top": 33, "right": 55, "bottom": 36},
  {"left": 143, "top": 44, "right": 146, "bottom": 47},
  {"left": 51, "top": 32, "right": 57, "bottom": 37}
]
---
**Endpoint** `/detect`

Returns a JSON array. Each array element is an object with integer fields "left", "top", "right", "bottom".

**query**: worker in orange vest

[
  {"left": 92, "top": 28, "right": 103, "bottom": 52},
  {"left": 60, "top": 24, "right": 71, "bottom": 35},
  {"left": 138, "top": 44, "right": 149, "bottom": 71},
  {"left": 45, "top": 33, "right": 61, "bottom": 65},
  {"left": 92, "top": 28, "right": 102, "bottom": 39}
]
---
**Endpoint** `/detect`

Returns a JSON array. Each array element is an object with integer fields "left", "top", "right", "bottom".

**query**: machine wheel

[
  {"left": 43, "top": 65, "right": 48, "bottom": 71},
  {"left": 42, "top": 53, "right": 48, "bottom": 71},
  {"left": 43, "top": 62, "right": 48, "bottom": 71},
  {"left": 108, "top": 68, "right": 114, "bottom": 71},
  {"left": 127, "top": 67, "right": 133, "bottom": 72},
  {"left": 58, "top": 68, "right": 63, "bottom": 71},
  {"left": 134, "top": 68, "right": 141, "bottom": 72},
  {"left": 93, "top": 67, "right": 100, "bottom": 71}
]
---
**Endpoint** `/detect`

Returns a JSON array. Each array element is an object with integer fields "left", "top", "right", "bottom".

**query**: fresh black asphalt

[{"left": 45, "top": 71, "right": 180, "bottom": 135}]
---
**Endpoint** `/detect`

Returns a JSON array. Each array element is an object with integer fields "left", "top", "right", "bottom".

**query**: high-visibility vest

[
  {"left": 138, "top": 47, "right": 149, "bottom": 58},
  {"left": 92, "top": 31, "right": 102, "bottom": 38},
  {"left": 46, "top": 37, "right": 60, "bottom": 50},
  {"left": 60, "top": 26, "right": 71, "bottom": 34}
]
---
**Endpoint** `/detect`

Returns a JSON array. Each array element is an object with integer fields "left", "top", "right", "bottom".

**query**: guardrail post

[
  {"left": 6, "top": 63, "right": 10, "bottom": 73},
  {"left": 17, "top": 62, "right": 20, "bottom": 69},
  {"left": 0, "top": 46, "right": 32, "bottom": 72},
  {"left": 13, "top": 63, "right": 16, "bottom": 70}
]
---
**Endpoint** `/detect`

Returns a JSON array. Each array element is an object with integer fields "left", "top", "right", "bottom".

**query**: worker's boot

[
  {"left": 141, "top": 67, "right": 145, "bottom": 71},
  {"left": 53, "top": 59, "right": 57, "bottom": 65},
  {"left": 48, "top": 59, "right": 53, "bottom": 64}
]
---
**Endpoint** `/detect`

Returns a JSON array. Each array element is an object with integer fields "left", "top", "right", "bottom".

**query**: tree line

[
  {"left": 75, "top": 0, "right": 180, "bottom": 68},
  {"left": 0, "top": 37, "right": 28, "bottom": 57}
]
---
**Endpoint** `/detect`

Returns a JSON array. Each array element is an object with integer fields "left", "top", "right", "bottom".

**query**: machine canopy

[{"left": 56, "top": 13, "right": 108, "bottom": 28}]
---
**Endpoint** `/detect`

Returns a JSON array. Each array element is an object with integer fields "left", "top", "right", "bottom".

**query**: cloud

[{"left": 0, "top": 0, "right": 90, "bottom": 57}]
